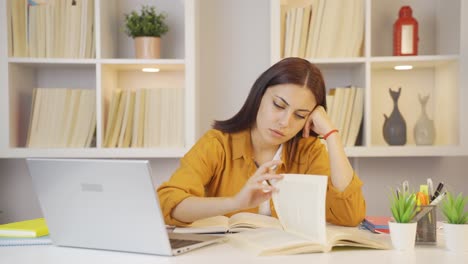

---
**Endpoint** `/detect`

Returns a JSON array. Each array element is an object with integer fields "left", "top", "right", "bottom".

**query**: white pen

[{"left": 429, "top": 191, "right": 446, "bottom": 205}]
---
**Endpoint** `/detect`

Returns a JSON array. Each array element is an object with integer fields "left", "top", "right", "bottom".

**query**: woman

[{"left": 157, "top": 57, "right": 366, "bottom": 227}]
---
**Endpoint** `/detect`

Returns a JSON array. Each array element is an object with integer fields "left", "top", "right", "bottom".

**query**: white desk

[{"left": 1, "top": 236, "right": 468, "bottom": 264}]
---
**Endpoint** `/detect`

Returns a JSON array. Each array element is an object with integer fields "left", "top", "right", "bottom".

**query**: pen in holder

[{"left": 415, "top": 205, "right": 437, "bottom": 244}]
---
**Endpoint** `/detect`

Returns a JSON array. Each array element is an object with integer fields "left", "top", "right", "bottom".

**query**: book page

[
  {"left": 272, "top": 174, "right": 327, "bottom": 245},
  {"left": 228, "top": 212, "right": 282, "bottom": 231},
  {"left": 173, "top": 215, "right": 229, "bottom": 234},
  {"left": 228, "top": 228, "right": 324, "bottom": 256},
  {"left": 326, "top": 224, "right": 391, "bottom": 249}
]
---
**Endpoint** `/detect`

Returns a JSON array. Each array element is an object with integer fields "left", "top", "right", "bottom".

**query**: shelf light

[
  {"left": 142, "top": 67, "right": 160, "bottom": 73},
  {"left": 394, "top": 65, "right": 413, "bottom": 70}
]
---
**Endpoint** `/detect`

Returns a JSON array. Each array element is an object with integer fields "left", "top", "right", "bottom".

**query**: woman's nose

[{"left": 279, "top": 112, "right": 292, "bottom": 127}]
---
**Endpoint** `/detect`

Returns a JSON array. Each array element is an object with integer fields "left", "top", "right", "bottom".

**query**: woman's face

[{"left": 254, "top": 83, "right": 317, "bottom": 145}]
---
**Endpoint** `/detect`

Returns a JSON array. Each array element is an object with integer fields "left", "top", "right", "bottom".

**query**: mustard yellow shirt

[{"left": 157, "top": 129, "right": 366, "bottom": 227}]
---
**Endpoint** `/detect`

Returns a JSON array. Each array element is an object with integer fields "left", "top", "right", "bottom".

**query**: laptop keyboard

[{"left": 170, "top": 238, "right": 201, "bottom": 249}]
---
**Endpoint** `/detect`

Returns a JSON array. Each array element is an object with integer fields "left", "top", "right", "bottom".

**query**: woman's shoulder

[
  {"left": 200, "top": 129, "right": 248, "bottom": 140},
  {"left": 194, "top": 129, "right": 235, "bottom": 148},
  {"left": 199, "top": 129, "right": 230, "bottom": 141}
]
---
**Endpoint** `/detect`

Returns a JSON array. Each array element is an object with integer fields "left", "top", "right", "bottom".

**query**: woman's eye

[
  {"left": 273, "top": 102, "right": 285, "bottom": 109},
  {"left": 295, "top": 114, "right": 306, "bottom": 119}
]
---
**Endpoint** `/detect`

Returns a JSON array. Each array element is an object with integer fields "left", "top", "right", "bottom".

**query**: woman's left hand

[{"left": 302, "top": 105, "right": 335, "bottom": 138}]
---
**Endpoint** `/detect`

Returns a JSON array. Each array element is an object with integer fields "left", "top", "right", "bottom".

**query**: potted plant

[
  {"left": 440, "top": 192, "right": 468, "bottom": 252},
  {"left": 124, "top": 5, "right": 169, "bottom": 59},
  {"left": 388, "top": 187, "right": 418, "bottom": 250}
]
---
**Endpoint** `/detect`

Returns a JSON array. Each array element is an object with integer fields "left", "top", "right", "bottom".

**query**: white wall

[{"left": 1, "top": 0, "right": 467, "bottom": 224}]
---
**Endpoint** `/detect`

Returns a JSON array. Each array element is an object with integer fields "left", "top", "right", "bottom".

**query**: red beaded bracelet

[{"left": 323, "top": 129, "right": 339, "bottom": 140}]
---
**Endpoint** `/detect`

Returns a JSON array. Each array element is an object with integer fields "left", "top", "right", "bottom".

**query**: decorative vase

[
  {"left": 134, "top": 37, "right": 161, "bottom": 59},
  {"left": 383, "top": 87, "right": 407, "bottom": 145},
  {"left": 414, "top": 94, "right": 435, "bottom": 145},
  {"left": 389, "top": 221, "right": 417, "bottom": 250},
  {"left": 444, "top": 223, "right": 468, "bottom": 252}
]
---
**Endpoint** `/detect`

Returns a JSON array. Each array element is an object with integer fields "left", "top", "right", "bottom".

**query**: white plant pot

[
  {"left": 389, "top": 221, "right": 417, "bottom": 250},
  {"left": 444, "top": 223, "right": 468, "bottom": 252}
]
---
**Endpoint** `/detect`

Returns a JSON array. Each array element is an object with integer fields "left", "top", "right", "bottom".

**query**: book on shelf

[
  {"left": 286, "top": 0, "right": 363, "bottom": 58},
  {"left": 131, "top": 88, "right": 147, "bottom": 148},
  {"left": 173, "top": 212, "right": 282, "bottom": 234},
  {"left": 227, "top": 174, "right": 390, "bottom": 255},
  {"left": 341, "top": 86, "right": 356, "bottom": 143},
  {"left": 305, "top": 0, "right": 324, "bottom": 58},
  {"left": 10, "top": 0, "right": 28, "bottom": 57},
  {"left": 117, "top": 90, "right": 136, "bottom": 148},
  {"left": 325, "top": 87, "right": 364, "bottom": 147},
  {"left": 0, "top": 218, "right": 48, "bottom": 238},
  {"left": 298, "top": 5, "right": 311, "bottom": 58},
  {"left": 27, "top": 88, "right": 96, "bottom": 148},
  {"left": 361, "top": 216, "right": 391, "bottom": 234},
  {"left": 104, "top": 89, "right": 122, "bottom": 147},
  {"left": 291, "top": 7, "right": 303, "bottom": 57},
  {"left": 283, "top": 7, "right": 294, "bottom": 57},
  {"left": 107, "top": 89, "right": 127, "bottom": 147},
  {"left": 345, "top": 87, "right": 364, "bottom": 146},
  {"left": 10, "top": 0, "right": 95, "bottom": 58}
]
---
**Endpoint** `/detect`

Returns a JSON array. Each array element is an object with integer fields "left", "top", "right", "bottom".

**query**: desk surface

[{"left": 1, "top": 235, "right": 468, "bottom": 264}]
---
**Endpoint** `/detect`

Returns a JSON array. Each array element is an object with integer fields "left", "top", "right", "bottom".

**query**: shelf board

[
  {"left": 2, "top": 147, "right": 189, "bottom": 158},
  {"left": 8, "top": 58, "right": 97, "bottom": 64},
  {"left": 345, "top": 146, "right": 466, "bottom": 157},
  {"left": 370, "top": 55, "right": 459, "bottom": 69},
  {"left": 305, "top": 57, "right": 366, "bottom": 65},
  {"left": 100, "top": 59, "right": 185, "bottom": 71}
]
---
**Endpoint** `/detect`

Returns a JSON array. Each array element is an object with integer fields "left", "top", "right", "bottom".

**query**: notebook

[
  {"left": 0, "top": 236, "right": 52, "bottom": 247},
  {"left": 0, "top": 218, "right": 48, "bottom": 238},
  {"left": 26, "top": 158, "right": 225, "bottom": 256}
]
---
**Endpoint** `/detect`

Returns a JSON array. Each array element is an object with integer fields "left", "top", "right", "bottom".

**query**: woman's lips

[{"left": 270, "top": 129, "right": 285, "bottom": 137}]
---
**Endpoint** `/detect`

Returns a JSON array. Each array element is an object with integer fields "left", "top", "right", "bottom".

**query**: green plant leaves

[
  {"left": 441, "top": 192, "right": 468, "bottom": 224},
  {"left": 389, "top": 188, "right": 417, "bottom": 223},
  {"left": 124, "top": 5, "right": 169, "bottom": 38}
]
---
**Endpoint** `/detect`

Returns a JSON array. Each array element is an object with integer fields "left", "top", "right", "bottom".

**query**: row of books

[
  {"left": 27, "top": 88, "right": 96, "bottom": 148},
  {"left": 282, "top": 0, "right": 364, "bottom": 58},
  {"left": 104, "top": 88, "right": 184, "bottom": 148},
  {"left": 326, "top": 86, "right": 364, "bottom": 147},
  {"left": 9, "top": 0, "right": 95, "bottom": 58}
]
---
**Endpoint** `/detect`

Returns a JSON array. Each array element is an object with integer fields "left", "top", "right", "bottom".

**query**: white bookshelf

[
  {"left": 0, "top": 0, "right": 197, "bottom": 158},
  {"left": 271, "top": 0, "right": 468, "bottom": 157}
]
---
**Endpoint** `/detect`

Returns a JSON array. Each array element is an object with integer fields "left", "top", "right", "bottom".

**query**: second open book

[{"left": 174, "top": 174, "right": 390, "bottom": 254}]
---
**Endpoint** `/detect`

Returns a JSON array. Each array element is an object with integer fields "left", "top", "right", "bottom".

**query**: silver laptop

[{"left": 26, "top": 158, "right": 225, "bottom": 256}]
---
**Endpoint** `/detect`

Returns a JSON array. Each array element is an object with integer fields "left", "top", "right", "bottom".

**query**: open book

[
  {"left": 228, "top": 224, "right": 391, "bottom": 255},
  {"left": 173, "top": 212, "right": 282, "bottom": 234},
  {"left": 228, "top": 174, "right": 391, "bottom": 255}
]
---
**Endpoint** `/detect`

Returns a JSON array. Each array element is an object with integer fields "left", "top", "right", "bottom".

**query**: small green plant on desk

[
  {"left": 390, "top": 189, "right": 417, "bottom": 223},
  {"left": 441, "top": 192, "right": 468, "bottom": 224}
]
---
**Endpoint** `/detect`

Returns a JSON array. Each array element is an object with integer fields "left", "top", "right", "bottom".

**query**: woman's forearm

[
  {"left": 324, "top": 132, "right": 353, "bottom": 191},
  {"left": 171, "top": 196, "right": 241, "bottom": 223}
]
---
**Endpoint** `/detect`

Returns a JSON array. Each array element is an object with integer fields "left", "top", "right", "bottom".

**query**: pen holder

[{"left": 415, "top": 205, "right": 437, "bottom": 244}]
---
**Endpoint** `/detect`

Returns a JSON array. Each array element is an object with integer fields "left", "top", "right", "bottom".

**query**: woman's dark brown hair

[{"left": 213, "top": 57, "right": 327, "bottom": 164}]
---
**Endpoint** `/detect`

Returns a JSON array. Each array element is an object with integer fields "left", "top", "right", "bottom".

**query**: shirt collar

[{"left": 231, "top": 129, "right": 284, "bottom": 165}]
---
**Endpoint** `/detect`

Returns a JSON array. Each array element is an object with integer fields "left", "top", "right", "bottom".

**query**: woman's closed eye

[
  {"left": 273, "top": 101, "right": 285, "bottom": 109},
  {"left": 273, "top": 101, "right": 307, "bottom": 119},
  {"left": 295, "top": 113, "right": 306, "bottom": 119}
]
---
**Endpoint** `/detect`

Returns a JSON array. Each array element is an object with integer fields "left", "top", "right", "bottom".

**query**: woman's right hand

[{"left": 232, "top": 160, "right": 283, "bottom": 210}]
